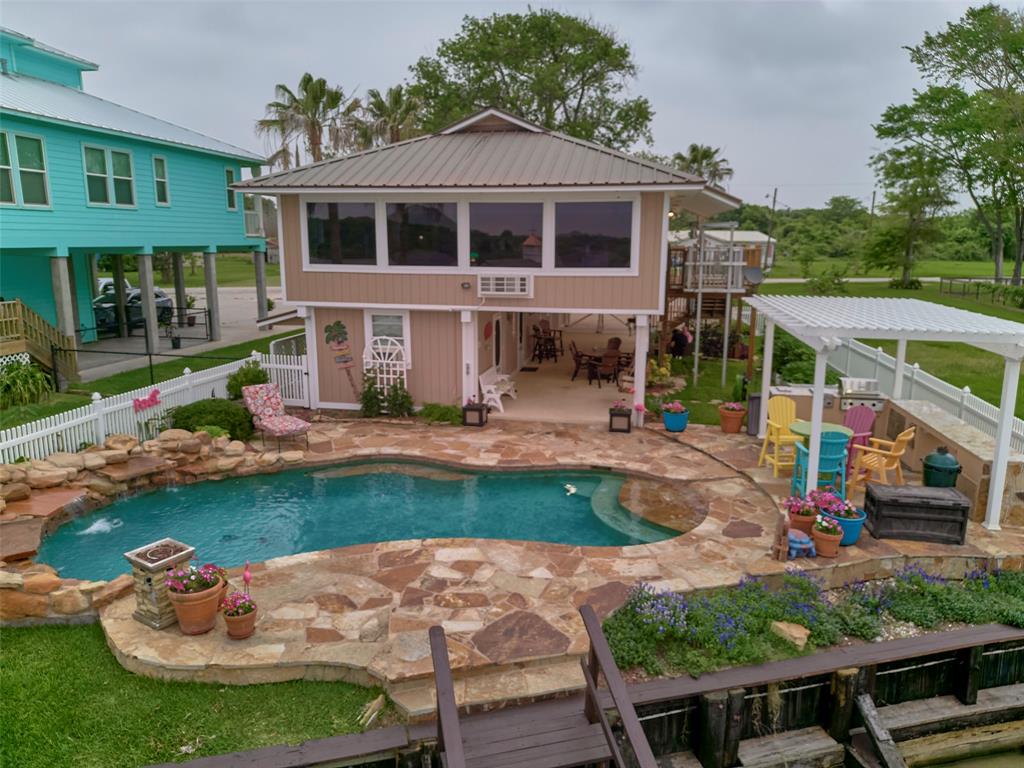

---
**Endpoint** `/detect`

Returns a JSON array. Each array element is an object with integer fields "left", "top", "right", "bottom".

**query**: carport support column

[
  {"left": 203, "top": 251, "right": 221, "bottom": 342},
  {"left": 892, "top": 337, "right": 907, "bottom": 399},
  {"left": 172, "top": 253, "right": 187, "bottom": 326},
  {"left": 112, "top": 255, "right": 128, "bottom": 338},
  {"left": 633, "top": 315, "right": 649, "bottom": 426},
  {"left": 806, "top": 347, "right": 829, "bottom": 494},
  {"left": 758, "top": 319, "right": 775, "bottom": 438},
  {"left": 460, "top": 310, "right": 478, "bottom": 405},
  {"left": 137, "top": 253, "right": 159, "bottom": 354},
  {"left": 985, "top": 356, "right": 1022, "bottom": 530},
  {"left": 49, "top": 256, "right": 76, "bottom": 338},
  {"left": 254, "top": 249, "right": 268, "bottom": 322}
]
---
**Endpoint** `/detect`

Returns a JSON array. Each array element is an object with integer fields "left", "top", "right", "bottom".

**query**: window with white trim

[
  {"left": 554, "top": 201, "right": 632, "bottom": 268},
  {"left": 225, "top": 168, "right": 237, "bottom": 210},
  {"left": 110, "top": 150, "right": 134, "bottom": 205},
  {"left": 153, "top": 156, "right": 169, "bottom": 205},
  {"left": 307, "top": 201, "right": 376, "bottom": 265},
  {"left": 0, "top": 134, "right": 14, "bottom": 205},
  {"left": 365, "top": 310, "right": 411, "bottom": 367},
  {"left": 83, "top": 146, "right": 134, "bottom": 206},
  {"left": 469, "top": 202, "right": 543, "bottom": 268},
  {"left": 13, "top": 135, "right": 48, "bottom": 206}
]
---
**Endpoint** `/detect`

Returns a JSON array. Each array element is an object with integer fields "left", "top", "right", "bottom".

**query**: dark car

[{"left": 93, "top": 288, "right": 173, "bottom": 331}]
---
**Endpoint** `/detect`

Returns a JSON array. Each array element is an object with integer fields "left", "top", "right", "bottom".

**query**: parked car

[
  {"left": 97, "top": 277, "right": 133, "bottom": 295},
  {"left": 93, "top": 288, "right": 173, "bottom": 331}
]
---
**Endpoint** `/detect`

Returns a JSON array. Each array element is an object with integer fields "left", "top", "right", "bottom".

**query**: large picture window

[
  {"left": 307, "top": 202, "right": 377, "bottom": 266},
  {"left": 554, "top": 201, "right": 632, "bottom": 269},
  {"left": 386, "top": 202, "right": 457, "bottom": 266},
  {"left": 469, "top": 202, "right": 543, "bottom": 268}
]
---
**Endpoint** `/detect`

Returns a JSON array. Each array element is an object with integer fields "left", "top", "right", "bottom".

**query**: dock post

[
  {"left": 953, "top": 646, "right": 983, "bottom": 705},
  {"left": 697, "top": 690, "right": 729, "bottom": 768},
  {"left": 827, "top": 667, "right": 859, "bottom": 742},
  {"left": 723, "top": 688, "right": 745, "bottom": 767}
]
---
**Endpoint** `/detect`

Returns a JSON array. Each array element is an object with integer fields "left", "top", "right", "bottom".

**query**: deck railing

[
  {"left": 0, "top": 299, "right": 78, "bottom": 381},
  {"left": 668, "top": 247, "right": 754, "bottom": 293},
  {"left": 0, "top": 351, "right": 308, "bottom": 463}
]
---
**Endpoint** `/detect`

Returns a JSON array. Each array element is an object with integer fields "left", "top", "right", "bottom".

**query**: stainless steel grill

[{"left": 839, "top": 377, "right": 886, "bottom": 412}]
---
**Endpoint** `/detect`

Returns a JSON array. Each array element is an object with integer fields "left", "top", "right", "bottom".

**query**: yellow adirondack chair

[
  {"left": 758, "top": 396, "right": 801, "bottom": 477},
  {"left": 848, "top": 426, "right": 916, "bottom": 493}
]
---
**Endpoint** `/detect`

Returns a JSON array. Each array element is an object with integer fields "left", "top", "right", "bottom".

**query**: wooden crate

[{"left": 864, "top": 483, "right": 970, "bottom": 545}]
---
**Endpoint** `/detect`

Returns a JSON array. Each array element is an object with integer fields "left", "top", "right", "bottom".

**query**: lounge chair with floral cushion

[{"left": 242, "top": 383, "right": 310, "bottom": 450}]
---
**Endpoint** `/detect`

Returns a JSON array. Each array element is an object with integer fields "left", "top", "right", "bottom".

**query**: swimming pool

[{"left": 38, "top": 461, "right": 679, "bottom": 580}]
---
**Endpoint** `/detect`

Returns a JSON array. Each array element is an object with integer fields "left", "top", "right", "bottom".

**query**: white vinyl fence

[
  {"left": 0, "top": 352, "right": 308, "bottom": 463},
  {"left": 828, "top": 338, "right": 1024, "bottom": 453}
]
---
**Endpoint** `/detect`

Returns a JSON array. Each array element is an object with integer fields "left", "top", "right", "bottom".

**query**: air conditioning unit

[{"left": 477, "top": 275, "right": 533, "bottom": 298}]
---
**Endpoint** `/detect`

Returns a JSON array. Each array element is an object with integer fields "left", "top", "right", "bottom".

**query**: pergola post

[
  {"left": 758, "top": 319, "right": 775, "bottom": 438},
  {"left": 892, "top": 338, "right": 908, "bottom": 399},
  {"left": 721, "top": 291, "right": 732, "bottom": 388},
  {"left": 634, "top": 315, "right": 650, "bottom": 426},
  {"left": 806, "top": 347, "right": 829, "bottom": 494},
  {"left": 985, "top": 355, "right": 1022, "bottom": 530}
]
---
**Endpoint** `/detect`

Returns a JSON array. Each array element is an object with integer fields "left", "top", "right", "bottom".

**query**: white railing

[
  {"left": 828, "top": 338, "right": 1024, "bottom": 453},
  {"left": 0, "top": 352, "right": 308, "bottom": 463}
]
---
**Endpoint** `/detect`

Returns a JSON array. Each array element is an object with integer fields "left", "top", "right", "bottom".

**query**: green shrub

[
  {"left": 418, "top": 403, "right": 461, "bottom": 425},
  {"left": 226, "top": 360, "right": 269, "bottom": 400},
  {"left": 170, "top": 399, "right": 253, "bottom": 440},
  {"left": 194, "top": 424, "right": 229, "bottom": 438},
  {"left": 385, "top": 380, "right": 414, "bottom": 417},
  {"left": 359, "top": 372, "right": 383, "bottom": 417},
  {"left": 0, "top": 361, "right": 51, "bottom": 409},
  {"left": 889, "top": 277, "right": 923, "bottom": 290}
]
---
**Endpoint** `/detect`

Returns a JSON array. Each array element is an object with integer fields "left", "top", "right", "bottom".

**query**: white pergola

[{"left": 745, "top": 296, "right": 1024, "bottom": 530}]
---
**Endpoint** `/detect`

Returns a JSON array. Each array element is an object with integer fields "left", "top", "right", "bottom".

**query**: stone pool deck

[{"left": 93, "top": 420, "right": 1024, "bottom": 717}]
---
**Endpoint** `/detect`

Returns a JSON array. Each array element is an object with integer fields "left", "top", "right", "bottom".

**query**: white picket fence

[
  {"left": 0, "top": 352, "right": 308, "bottom": 463},
  {"left": 828, "top": 338, "right": 1024, "bottom": 453}
]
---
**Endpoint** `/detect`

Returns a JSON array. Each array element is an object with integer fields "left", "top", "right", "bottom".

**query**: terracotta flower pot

[
  {"left": 167, "top": 577, "right": 222, "bottom": 635},
  {"left": 223, "top": 609, "right": 257, "bottom": 640},
  {"left": 719, "top": 408, "right": 746, "bottom": 434},
  {"left": 812, "top": 529, "right": 843, "bottom": 558},
  {"left": 789, "top": 512, "right": 815, "bottom": 536}
]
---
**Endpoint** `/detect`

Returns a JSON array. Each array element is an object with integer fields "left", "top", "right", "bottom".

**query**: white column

[
  {"left": 172, "top": 253, "right": 187, "bottom": 327},
  {"left": 984, "top": 356, "right": 1022, "bottom": 530},
  {"left": 758, "top": 319, "right": 775, "bottom": 438},
  {"left": 50, "top": 256, "right": 76, "bottom": 338},
  {"left": 805, "top": 347, "right": 829, "bottom": 494},
  {"left": 303, "top": 309, "right": 320, "bottom": 409},
  {"left": 633, "top": 315, "right": 649, "bottom": 426},
  {"left": 460, "top": 310, "right": 478, "bottom": 405},
  {"left": 892, "top": 337, "right": 908, "bottom": 399},
  {"left": 254, "top": 250, "right": 268, "bottom": 322},
  {"left": 721, "top": 291, "right": 732, "bottom": 388},
  {"left": 203, "top": 251, "right": 221, "bottom": 341},
  {"left": 137, "top": 253, "right": 159, "bottom": 353}
]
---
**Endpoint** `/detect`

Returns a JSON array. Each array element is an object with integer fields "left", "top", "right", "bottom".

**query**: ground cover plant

[
  {"left": 604, "top": 566, "right": 1024, "bottom": 678},
  {"left": 0, "top": 624, "right": 379, "bottom": 768}
]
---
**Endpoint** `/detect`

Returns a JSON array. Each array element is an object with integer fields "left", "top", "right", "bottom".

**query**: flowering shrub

[
  {"left": 221, "top": 591, "right": 257, "bottom": 617},
  {"left": 165, "top": 562, "right": 222, "bottom": 594},
  {"left": 781, "top": 495, "right": 817, "bottom": 517},
  {"left": 720, "top": 401, "right": 746, "bottom": 412},
  {"left": 813, "top": 515, "right": 842, "bottom": 536},
  {"left": 808, "top": 487, "right": 858, "bottom": 519},
  {"left": 634, "top": 403, "right": 646, "bottom": 413},
  {"left": 646, "top": 359, "right": 672, "bottom": 386},
  {"left": 661, "top": 400, "right": 687, "bottom": 414}
]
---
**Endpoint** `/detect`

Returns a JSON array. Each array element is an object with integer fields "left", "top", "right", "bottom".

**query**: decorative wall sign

[{"left": 324, "top": 320, "right": 358, "bottom": 395}]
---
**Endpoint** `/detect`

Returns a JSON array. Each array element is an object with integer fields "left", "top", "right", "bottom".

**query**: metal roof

[
  {"left": 236, "top": 112, "right": 726, "bottom": 193},
  {"left": 0, "top": 72, "right": 263, "bottom": 162},
  {"left": 745, "top": 296, "right": 1024, "bottom": 356},
  {"left": 0, "top": 27, "right": 98, "bottom": 70}
]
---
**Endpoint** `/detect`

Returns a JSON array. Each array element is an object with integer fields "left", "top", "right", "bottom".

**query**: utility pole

[
  {"left": 765, "top": 187, "right": 778, "bottom": 247},
  {"left": 869, "top": 189, "right": 877, "bottom": 230}
]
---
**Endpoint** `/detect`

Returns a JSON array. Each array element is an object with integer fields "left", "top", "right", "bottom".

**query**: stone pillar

[
  {"left": 254, "top": 249, "right": 268, "bottom": 322},
  {"left": 203, "top": 251, "right": 221, "bottom": 341},
  {"left": 137, "top": 253, "right": 159, "bottom": 354},
  {"left": 49, "top": 256, "right": 76, "bottom": 338},
  {"left": 112, "top": 255, "right": 128, "bottom": 338},
  {"left": 172, "top": 253, "right": 187, "bottom": 327}
]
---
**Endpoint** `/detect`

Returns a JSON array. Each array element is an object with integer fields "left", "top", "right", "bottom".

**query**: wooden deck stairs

[{"left": 0, "top": 300, "right": 77, "bottom": 382}]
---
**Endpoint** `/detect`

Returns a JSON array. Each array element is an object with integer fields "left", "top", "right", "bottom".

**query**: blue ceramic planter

[
  {"left": 825, "top": 508, "right": 867, "bottom": 546},
  {"left": 663, "top": 411, "right": 689, "bottom": 433}
]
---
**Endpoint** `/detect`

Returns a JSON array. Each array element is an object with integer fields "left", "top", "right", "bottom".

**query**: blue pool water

[{"left": 38, "top": 462, "right": 677, "bottom": 580}]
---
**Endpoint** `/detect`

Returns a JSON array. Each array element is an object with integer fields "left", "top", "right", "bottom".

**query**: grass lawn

[
  {"left": 767, "top": 258, "right": 998, "bottom": 280},
  {"left": 760, "top": 281, "right": 1024, "bottom": 419},
  {"left": 0, "top": 624, "right": 379, "bottom": 768},
  {"left": 651, "top": 358, "right": 752, "bottom": 425},
  {"left": 98, "top": 254, "right": 281, "bottom": 290}
]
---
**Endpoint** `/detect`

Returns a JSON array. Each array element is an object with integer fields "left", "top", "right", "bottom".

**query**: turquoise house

[{"left": 0, "top": 27, "right": 265, "bottom": 358}]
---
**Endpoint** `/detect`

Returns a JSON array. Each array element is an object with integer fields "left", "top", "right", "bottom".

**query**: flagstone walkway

[{"left": 98, "top": 420, "right": 1024, "bottom": 717}]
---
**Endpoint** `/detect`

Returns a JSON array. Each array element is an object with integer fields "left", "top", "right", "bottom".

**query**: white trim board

[{"left": 296, "top": 300, "right": 658, "bottom": 315}]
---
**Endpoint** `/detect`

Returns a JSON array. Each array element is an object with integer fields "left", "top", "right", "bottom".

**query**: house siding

[{"left": 278, "top": 192, "right": 665, "bottom": 312}]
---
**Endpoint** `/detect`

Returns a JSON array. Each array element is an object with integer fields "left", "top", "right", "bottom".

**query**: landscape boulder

[{"left": 771, "top": 620, "right": 811, "bottom": 650}]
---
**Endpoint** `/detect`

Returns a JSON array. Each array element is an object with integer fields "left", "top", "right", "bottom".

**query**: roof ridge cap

[
  {"left": 252, "top": 133, "right": 435, "bottom": 183},
  {"left": 543, "top": 128, "right": 705, "bottom": 183}
]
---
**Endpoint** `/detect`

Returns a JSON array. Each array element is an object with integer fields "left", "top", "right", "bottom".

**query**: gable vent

[{"left": 478, "top": 275, "right": 533, "bottom": 298}]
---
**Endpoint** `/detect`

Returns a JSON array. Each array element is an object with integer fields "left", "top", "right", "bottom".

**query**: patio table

[{"left": 789, "top": 420, "right": 853, "bottom": 446}]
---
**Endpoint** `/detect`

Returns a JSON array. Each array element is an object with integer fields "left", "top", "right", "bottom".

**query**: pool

[{"left": 38, "top": 461, "right": 679, "bottom": 580}]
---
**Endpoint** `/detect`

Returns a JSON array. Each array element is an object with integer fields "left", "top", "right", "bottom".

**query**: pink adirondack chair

[
  {"left": 843, "top": 405, "right": 876, "bottom": 475},
  {"left": 242, "top": 383, "right": 310, "bottom": 450}
]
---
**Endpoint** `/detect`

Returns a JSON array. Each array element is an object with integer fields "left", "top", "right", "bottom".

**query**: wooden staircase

[{"left": 0, "top": 300, "right": 78, "bottom": 382}]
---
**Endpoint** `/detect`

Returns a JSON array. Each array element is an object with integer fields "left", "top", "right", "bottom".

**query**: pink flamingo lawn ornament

[{"left": 242, "top": 561, "right": 252, "bottom": 595}]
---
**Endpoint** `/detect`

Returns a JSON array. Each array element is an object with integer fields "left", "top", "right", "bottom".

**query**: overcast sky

[{"left": 3, "top": 0, "right": 977, "bottom": 209}]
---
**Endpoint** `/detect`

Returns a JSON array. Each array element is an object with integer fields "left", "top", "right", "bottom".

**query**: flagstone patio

[{"left": 97, "top": 419, "right": 1024, "bottom": 717}]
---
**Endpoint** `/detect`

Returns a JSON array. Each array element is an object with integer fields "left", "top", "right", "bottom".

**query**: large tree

[
  {"left": 668, "top": 144, "right": 734, "bottom": 188},
  {"left": 358, "top": 85, "right": 421, "bottom": 147},
  {"left": 256, "top": 73, "right": 361, "bottom": 165},
  {"left": 407, "top": 9, "right": 653, "bottom": 149}
]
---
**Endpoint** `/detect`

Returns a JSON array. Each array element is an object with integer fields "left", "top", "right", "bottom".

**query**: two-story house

[
  {"left": 236, "top": 108, "right": 739, "bottom": 419},
  {"left": 0, "top": 27, "right": 265, "bottom": 372}
]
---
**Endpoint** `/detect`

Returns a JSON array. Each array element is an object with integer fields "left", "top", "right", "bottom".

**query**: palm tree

[
  {"left": 359, "top": 85, "right": 420, "bottom": 146},
  {"left": 256, "top": 73, "right": 360, "bottom": 164},
  {"left": 671, "top": 144, "right": 734, "bottom": 188},
  {"left": 255, "top": 113, "right": 293, "bottom": 171}
]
